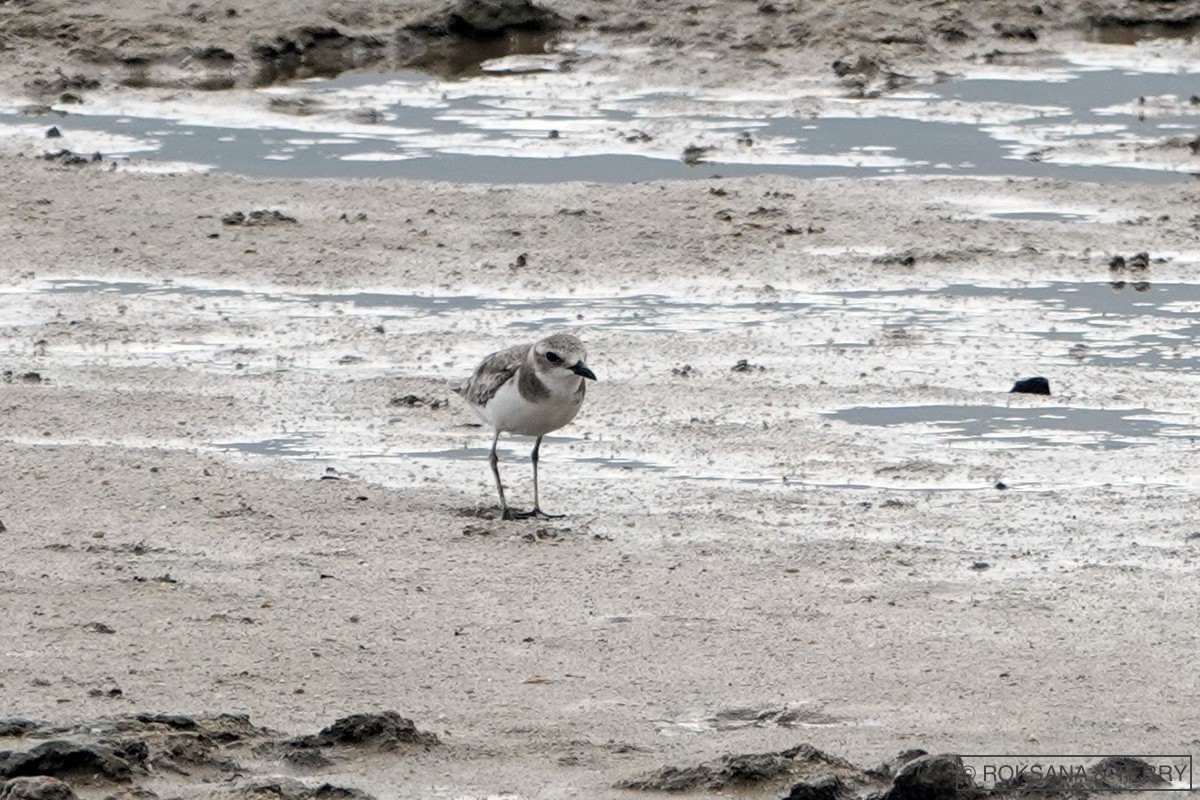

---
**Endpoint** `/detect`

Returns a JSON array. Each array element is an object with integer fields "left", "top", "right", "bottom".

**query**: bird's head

[{"left": 532, "top": 333, "right": 596, "bottom": 381}]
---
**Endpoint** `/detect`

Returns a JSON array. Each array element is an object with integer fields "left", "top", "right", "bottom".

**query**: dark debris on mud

[
  {"left": 221, "top": 209, "right": 298, "bottom": 226},
  {"left": 617, "top": 743, "right": 866, "bottom": 793},
  {"left": 0, "top": 711, "right": 437, "bottom": 800},
  {"left": 618, "top": 747, "right": 1176, "bottom": 800}
]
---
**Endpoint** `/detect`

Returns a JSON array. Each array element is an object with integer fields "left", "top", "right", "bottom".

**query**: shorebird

[{"left": 455, "top": 333, "right": 596, "bottom": 520}]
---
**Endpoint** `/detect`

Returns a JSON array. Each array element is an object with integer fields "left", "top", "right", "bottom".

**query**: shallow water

[
  {"left": 22, "top": 276, "right": 1199, "bottom": 487},
  {"left": 828, "top": 404, "right": 1200, "bottom": 450},
  {"left": 41, "top": 278, "right": 1200, "bottom": 371},
  {"left": 3, "top": 58, "right": 1198, "bottom": 182}
]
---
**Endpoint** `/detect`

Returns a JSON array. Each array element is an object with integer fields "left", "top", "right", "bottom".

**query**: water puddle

[
  {"left": 844, "top": 281, "right": 1200, "bottom": 372},
  {"left": 829, "top": 404, "right": 1200, "bottom": 450},
  {"left": 987, "top": 210, "right": 1096, "bottom": 222},
  {"left": 216, "top": 434, "right": 326, "bottom": 458},
  {"left": 216, "top": 431, "right": 781, "bottom": 484},
  {"left": 32, "top": 277, "right": 1200, "bottom": 369},
  {"left": 20, "top": 276, "right": 1200, "bottom": 485},
  {"left": 3, "top": 57, "right": 1198, "bottom": 182},
  {"left": 404, "top": 31, "right": 559, "bottom": 81}
]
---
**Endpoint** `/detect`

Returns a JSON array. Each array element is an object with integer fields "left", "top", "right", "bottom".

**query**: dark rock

[
  {"left": 1127, "top": 251, "right": 1150, "bottom": 270},
  {"left": 867, "top": 749, "right": 928, "bottom": 779},
  {"left": 288, "top": 712, "right": 439, "bottom": 750},
  {"left": 45, "top": 127, "right": 61, "bottom": 139},
  {"left": 881, "top": 753, "right": 973, "bottom": 800},
  {"left": 0, "top": 740, "right": 136, "bottom": 782},
  {"left": 1010, "top": 376, "right": 1050, "bottom": 395},
  {"left": 84, "top": 622, "right": 116, "bottom": 634},
  {"left": 783, "top": 774, "right": 841, "bottom": 800},
  {"left": 731, "top": 359, "right": 765, "bottom": 373},
  {"left": 0, "top": 777, "right": 78, "bottom": 800}
]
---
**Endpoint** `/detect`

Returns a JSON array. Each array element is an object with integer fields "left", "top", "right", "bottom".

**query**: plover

[{"left": 455, "top": 333, "right": 596, "bottom": 520}]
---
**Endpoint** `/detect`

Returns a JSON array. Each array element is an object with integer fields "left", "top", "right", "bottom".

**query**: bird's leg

[
  {"left": 489, "top": 430, "right": 516, "bottom": 520},
  {"left": 513, "top": 435, "right": 563, "bottom": 520}
]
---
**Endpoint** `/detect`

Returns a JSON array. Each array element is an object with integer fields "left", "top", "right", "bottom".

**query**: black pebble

[{"left": 1010, "top": 376, "right": 1050, "bottom": 395}]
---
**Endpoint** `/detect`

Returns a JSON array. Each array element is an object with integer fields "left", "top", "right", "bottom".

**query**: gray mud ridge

[
  {"left": 619, "top": 748, "right": 1173, "bottom": 799},
  {"left": 0, "top": 711, "right": 437, "bottom": 800},
  {"left": 8, "top": 0, "right": 1200, "bottom": 97}
]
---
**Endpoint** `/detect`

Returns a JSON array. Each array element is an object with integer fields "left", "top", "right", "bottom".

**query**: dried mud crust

[
  {"left": 0, "top": 712, "right": 436, "bottom": 800},
  {"left": 0, "top": 721, "right": 1176, "bottom": 800},
  {"left": 1, "top": 0, "right": 1198, "bottom": 97}
]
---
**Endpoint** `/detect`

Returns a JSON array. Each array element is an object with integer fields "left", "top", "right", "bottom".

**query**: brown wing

[{"left": 456, "top": 342, "right": 530, "bottom": 407}]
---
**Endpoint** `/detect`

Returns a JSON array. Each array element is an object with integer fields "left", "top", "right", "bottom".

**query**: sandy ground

[{"left": 1, "top": 2, "right": 1200, "bottom": 799}]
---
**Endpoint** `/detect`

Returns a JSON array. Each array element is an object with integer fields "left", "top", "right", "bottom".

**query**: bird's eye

[{"left": 545, "top": 351, "right": 561, "bottom": 363}]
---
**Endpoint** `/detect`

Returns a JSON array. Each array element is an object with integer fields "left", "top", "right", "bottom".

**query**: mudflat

[{"left": 1, "top": 2, "right": 1198, "bottom": 799}]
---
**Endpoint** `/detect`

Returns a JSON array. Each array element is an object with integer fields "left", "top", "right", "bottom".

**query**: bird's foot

[{"left": 509, "top": 506, "right": 563, "bottom": 520}]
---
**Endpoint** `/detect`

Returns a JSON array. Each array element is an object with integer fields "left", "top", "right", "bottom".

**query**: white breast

[{"left": 479, "top": 375, "right": 584, "bottom": 436}]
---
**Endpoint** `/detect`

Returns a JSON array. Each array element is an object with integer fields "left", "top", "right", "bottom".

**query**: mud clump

[
  {"left": 0, "top": 712, "right": 433, "bottom": 800},
  {"left": 880, "top": 754, "right": 975, "bottom": 800},
  {"left": 408, "top": 0, "right": 567, "bottom": 40},
  {"left": 617, "top": 743, "right": 862, "bottom": 793},
  {"left": 210, "top": 777, "right": 374, "bottom": 800},
  {"left": 619, "top": 746, "right": 998, "bottom": 800},
  {"left": 0, "top": 777, "right": 79, "bottom": 800},
  {"left": 221, "top": 209, "right": 298, "bottom": 226},
  {"left": 403, "top": 0, "right": 568, "bottom": 79},
  {"left": 251, "top": 27, "right": 391, "bottom": 86},
  {"left": 1089, "top": 756, "right": 1171, "bottom": 791},
  {"left": 0, "top": 721, "right": 39, "bottom": 739},
  {"left": 40, "top": 150, "right": 102, "bottom": 167},
  {"left": 0, "top": 740, "right": 142, "bottom": 783},
  {"left": 284, "top": 711, "right": 440, "bottom": 750}
]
